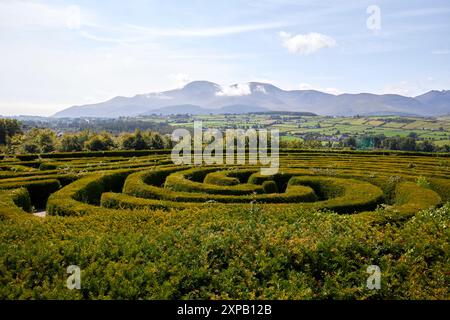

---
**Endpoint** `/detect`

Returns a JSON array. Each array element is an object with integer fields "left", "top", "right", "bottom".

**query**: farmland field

[
  {"left": 154, "top": 114, "right": 450, "bottom": 141},
  {"left": 0, "top": 149, "right": 449, "bottom": 299}
]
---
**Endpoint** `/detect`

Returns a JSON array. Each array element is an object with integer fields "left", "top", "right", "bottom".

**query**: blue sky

[{"left": 1, "top": 0, "right": 450, "bottom": 116}]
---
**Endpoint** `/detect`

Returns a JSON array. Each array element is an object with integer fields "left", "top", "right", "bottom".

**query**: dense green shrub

[
  {"left": 165, "top": 168, "right": 264, "bottom": 195},
  {"left": 46, "top": 169, "right": 136, "bottom": 216},
  {"left": 204, "top": 171, "right": 240, "bottom": 186},
  {"left": 289, "top": 176, "right": 384, "bottom": 213},
  {"left": 39, "top": 162, "right": 59, "bottom": 171},
  {"left": 124, "top": 167, "right": 318, "bottom": 204},
  {"left": 15, "top": 154, "right": 39, "bottom": 161},
  {"left": 0, "top": 202, "right": 448, "bottom": 299},
  {"left": 0, "top": 188, "right": 31, "bottom": 219},
  {"left": 40, "top": 149, "right": 171, "bottom": 159},
  {"left": 0, "top": 149, "right": 449, "bottom": 300},
  {"left": 390, "top": 182, "right": 442, "bottom": 218},
  {"left": 262, "top": 180, "right": 278, "bottom": 193},
  {"left": 0, "top": 179, "right": 60, "bottom": 209}
]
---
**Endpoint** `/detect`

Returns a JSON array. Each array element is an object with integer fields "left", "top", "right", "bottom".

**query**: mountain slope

[
  {"left": 146, "top": 104, "right": 269, "bottom": 115},
  {"left": 52, "top": 81, "right": 450, "bottom": 118},
  {"left": 415, "top": 90, "right": 450, "bottom": 115}
]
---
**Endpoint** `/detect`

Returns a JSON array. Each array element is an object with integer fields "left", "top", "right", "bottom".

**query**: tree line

[
  {"left": 281, "top": 133, "right": 450, "bottom": 152},
  {"left": 1, "top": 118, "right": 449, "bottom": 154},
  {"left": 0, "top": 119, "right": 172, "bottom": 154}
]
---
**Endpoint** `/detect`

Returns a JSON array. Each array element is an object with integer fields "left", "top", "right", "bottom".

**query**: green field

[
  {"left": 143, "top": 114, "right": 450, "bottom": 144},
  {"left": 0, "top": 149, "right": 449, "bottom": 299}
]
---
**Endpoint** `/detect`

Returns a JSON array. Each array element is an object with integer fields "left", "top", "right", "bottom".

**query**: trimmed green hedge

[
  {"left": 390, "top": 182, "right": 442, "bottom": 218},
  {"left": 124, "top": 167, "right": 318, "bottom": 204},
  {"left": 46, "top": 169, "right": 137, "bottom": 216},
  {"left": 288, "top": 176, "right": 384, "bottom": 214},
  {"left": 2, "top": 149, "right": 447, "bottom": 217},
  {"left": 204, "top": 171, "right": 240, "bottom": 186},
  {"left": 40, "top": 149, "right": 171, "bottom": 159},
  {"left": 0, "top": 179, "right": 60, "bottom": 209},
  {"left": 101, "top": 192, "right": 192, "bottom": 211},
  {"left": 262, "top": 180, "right": 278, "bottom": 193},
  {"left": 39, "top": 162, "right": 59, "bottom": 171},
  {"left": 0, "top": 188, "right": 31, "bottom": 219},
  {"left": 15, "top": 154, "right": 39, "bottom": 161},
  {"left": 165, "top": 167, "right": 264, "bottom": 195}
]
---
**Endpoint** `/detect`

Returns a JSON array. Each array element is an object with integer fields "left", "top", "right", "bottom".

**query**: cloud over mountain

[{"left": 52, "top": 81, "right": 450, "bottom": 118}]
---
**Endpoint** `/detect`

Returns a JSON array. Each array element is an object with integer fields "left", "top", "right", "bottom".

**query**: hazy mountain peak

[
  {"left": 182, "top": 81, "right": 221, "bottom": 92},
  {"left": 52, "top": 81, "right": 450, "bottom": 118}
]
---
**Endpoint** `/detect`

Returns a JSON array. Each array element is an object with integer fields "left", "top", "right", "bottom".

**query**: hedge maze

[
  {"left": 0, "top": 149, "right": 449, "bottom": 299},
  {"left": 0, "top": 149, "right": 447, "bottom": 221}
]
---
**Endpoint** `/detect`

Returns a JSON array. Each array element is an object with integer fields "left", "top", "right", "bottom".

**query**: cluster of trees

[
  {"left": 280, "top": 132, "right": 449, "bottom": 152},
  {"left": 279, "top": 139, "right": 323, "bottom": 149},
  {"left": 0, "top": 119, "right": 21, "bottom": 145},
  {"left": 342, "top": 133, "right": 449, "bottom": 152},
  {"left": 19, "top": 118, "right": 174, "bottom": 135},
  {"left": 2, "top": 118, "right": 449, "bottom": 154},
  {"left": 3, "top": 128, "right": 172, "bottom": 154}
]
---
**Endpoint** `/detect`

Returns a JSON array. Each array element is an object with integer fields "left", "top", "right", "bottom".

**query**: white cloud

[
  {"left": 169, "top": 73, "right": 193, "bottom": 88},
  {"left": 280, "top": 31, "right": 336, "bottom": 55},
  {"left": 254, "top": 85, "right": 267, "bottom": 94},
  {"left": 299, "top": 83, "right": 342, "bottom": 95},
  {"left": 381, "top": 78, "right": 439, "bottom": 97},
  {"left": 216, "top": 83, "right": 251, "bottom": 96}
]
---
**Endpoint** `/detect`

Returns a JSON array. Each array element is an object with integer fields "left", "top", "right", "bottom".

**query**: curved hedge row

[
  {"left": 123, "top": 167, "right": 318, "bottom": 204},
  {"left": 390, "top": 181, "right": 442, "bottom": 218},
  {"left": 0, "top": 188, "right": 31, "bottom": 219},
  {"left": 0, "top": 179, "right": 61, "bottom": 209},
  {"left": 288, "top": 176, "right": 384, "bottom": 213},
  {"left": 1, "top": 149, "right": 449, "bottom": 300},
  {"left": 0, "top": 149, "right": 447, "bottom": 218},
  {"left": 46, "top": 169, "right": 133, "bottom": 216},
  {"left": 165, "top": 167, "right": 264, "bottom": 195}
]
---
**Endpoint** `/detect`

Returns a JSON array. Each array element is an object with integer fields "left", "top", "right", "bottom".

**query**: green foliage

[
  {"left": 204, "top": 171, "right": 240, "bottom": 186},
  {"left": 46, "top": 169, "right": 134, "bottom": 216},
  {"left": 84, "top": 132, "right": 115, "bottom": 151},
  {"left": 416, "top": 175, "right": 431, "bottom": 188},
  {"left": 118, "top": 129, "right": 171, "bottom": 151},
  {"left": 59, "top": 132, "right": 88, "bottom": 152},
  {"left": 0, "top": 118, "right": 22, "bottom": 145},
  {"left": 392, "top": 181, "right": 441, "bottom": 217},
  {"left": 262, "top": 180, "right": 278, "bottom": 193},
  {"left": 0, "top": 179, "right": 61, "bottom": 209},
  {"left": 12, "top": 128, "right": 57, "bottom": 154},
  {"left": 0, "top": 149, "right": 449, "bottom": 299},
  {"left": 0, "top": 203, "right": 448, "bottom": 299},
  {"left": 0, "top": 188, "right": 31, "bottom": 219}
]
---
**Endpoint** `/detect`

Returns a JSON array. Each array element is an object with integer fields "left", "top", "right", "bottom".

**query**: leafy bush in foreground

[{"left": 0, "top": 204, "right": 448, "bottom": 299}]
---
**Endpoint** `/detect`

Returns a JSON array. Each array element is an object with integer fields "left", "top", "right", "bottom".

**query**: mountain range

[{"left": 53, "top": 81, "right": 450, "bottom": 118}]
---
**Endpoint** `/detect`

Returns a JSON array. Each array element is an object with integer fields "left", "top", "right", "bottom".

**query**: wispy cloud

[
  {"left": 432, "top": 50, "right": 450, "bottom": 55},
  {"left": 0, "top": 0, "right": 95, "bottom": 29},
  {"left": 78, "top": 21, "right": 289, "bottom": 44},
  {"left": 389, "top": 7, "right": 450, "bottom": 18},
  {"left": 126, "top": 21, "right": 288, "bottom": 38}
]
